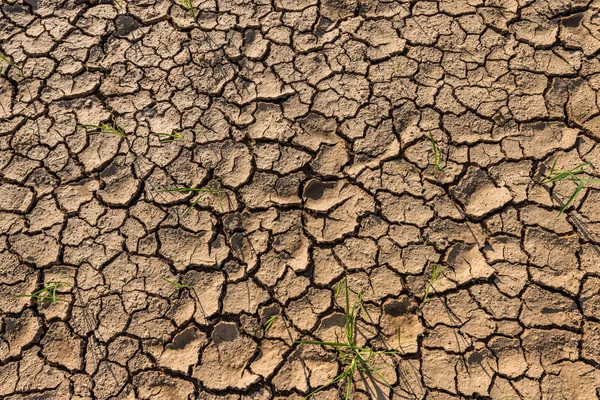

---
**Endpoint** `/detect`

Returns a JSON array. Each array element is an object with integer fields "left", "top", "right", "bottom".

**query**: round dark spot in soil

[
  {"left": 563, "top": 13, "right": 584, "bottom": 28},
  {"left": 316, "top": 18, "right": 333, "bottom": 37},
  {"left": 468, "top": 352, "right": 483, "bottom": 365},
  {"left": 304, "top": 180, "right": 334, "bottom": 200},
  {"left": 212, "top": 236, "right": 223, "bottom": 248},
  {"left": 320, "top": 313, "right": 346, "bottom": 329},
  {"left": 230, "top": 233, "right": 244, "bottom": 252},
  {"left": 541, "top": 307, "right": 562, "bottom": 314},
  {"left": 101, "top": 163, "right": 120, "bottom": 178},
  {"left": 224, "top": 214, "right": 242, "bottom": 231},
  {"left": 213, "top": 323, "right": 238, "bottom": 344},
  {"left": 168, "top": 327, "right": 199, "bottom": 350},
  {"left": 383, "top": 298, "right": 411, "bottom": 317},
  {"left": 115, "top": 15, "right": 141, "bottom": 38},
  {"left": 245, "top": 30, "right": 257, "bottom": 44}
]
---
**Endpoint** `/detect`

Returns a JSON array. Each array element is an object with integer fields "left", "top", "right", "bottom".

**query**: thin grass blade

[{"left": 560, "top": 179, "right": 585, "bottom": 214}]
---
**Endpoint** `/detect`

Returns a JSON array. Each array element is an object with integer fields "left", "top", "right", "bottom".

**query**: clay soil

[{"left": 2, "top": 0, "right": 600, "bottom": 399}]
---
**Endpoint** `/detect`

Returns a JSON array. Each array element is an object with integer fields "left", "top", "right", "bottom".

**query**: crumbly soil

[{"left": 1, "top": 0, "right": 600, "bottom": 399}]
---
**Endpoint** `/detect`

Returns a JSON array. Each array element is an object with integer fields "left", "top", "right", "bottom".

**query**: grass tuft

[
  {"left": 78, "top": 118, "right": 126, "bottom": 138},
  {"left": 297, "top": 278, "right": 401, "bottom": 399},
  {"left": 158, "top": 178, "right": 225, "bottom": 216},
  {"left": 542, "top": 159, "right": 600, "bottom": 214},
  {"left": 420, "top": 263, "right": 446, "bottom": 308},
  {"left": 263, "top": 315, "right": 278, "bottom": 334},
  {"left": 179, "top": 0, "right": 196, "bottom": 19},
  {"left": 15, "top": 281, "right": 70, "bottom": 304},
  {"left": 0, "top": 53, "right": 24, "bottom": 76}
]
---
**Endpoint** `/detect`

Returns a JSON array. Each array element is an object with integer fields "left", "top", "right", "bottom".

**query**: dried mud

[{"left": 1, "top": 0, "right": 600, "bottom": 399}]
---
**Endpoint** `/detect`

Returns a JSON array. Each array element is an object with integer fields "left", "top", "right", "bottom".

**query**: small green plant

[
  {"left": 263, "top": 315, "right": 278, "bottom": 334},
  {"left": 429, "top": 134, "right": 444, "bottom": 170},
  {"left": 179, "top": 0, "right": 196, "bottom": 19},
  {"left": 420, "top": 263, "right": 446, "bottom": 308},
  {"left": 542, "top": 159, "right": 600, "bottom": 214},
  {"left": 78, "top": 118, "right": 126, "bottom": 138},
  {"left": 15, "top": 281, "right": 70, "bottom": 304},
  {"left": 157, "top": 178, "right": 224, "bottom": 216},
  {"left": 0, "top": 53, "right": 23, "bottom": 76},
  {"left": 194, "top": 127, "right": 211, "bottom": 142},
  {"left": 297, "top": 278, "right": 400, "bottom": 399},
  {"left": 151, "top": 131, "right": 182, "bottom": 142},
  {"left": 161, "top": 277, "right": 190, "bottom": 289},
  {"left": 226, "top": 26, "right": 234, "bottom": 42}
]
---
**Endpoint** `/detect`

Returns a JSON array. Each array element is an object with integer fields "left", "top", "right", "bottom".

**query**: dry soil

[{"left": 1, "top": 0, "right": 600, "bottom": 399}]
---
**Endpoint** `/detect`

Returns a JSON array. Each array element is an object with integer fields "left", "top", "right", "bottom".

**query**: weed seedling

[
  {"left": 263, "top": 315, "right": 278, "bottom": 334},
  {"left": 429, "top": 134, "right": 444, "bottom": 170},
  {"left": 420, "top": 263, "right": 446, "bottom": 308},
  {"left": 15, "top": 281, "right": 70, "bottom": 304},
  {"left": 158, "top": 178, "right": 224, "bottom": 216},
  {"left": 0, "top": 53, "right": 23, "bottom": 76},
  {"left": 78, "top": 118, "right": 126, "bottom": 138},
  {"left": 161, "top": 277, "right": 190, "bottom": 289},
  {"left": 542, "top": 159, "right": 600, "bottom": 214},
  {"left": 179, "top": 0, "right": 196, "bottom": 19},
  {"left": 297, "top": 278, "right": 400, "bottom": 399},
  {"left": 151, "top": 131, "right": 182, "bottom": 142}
]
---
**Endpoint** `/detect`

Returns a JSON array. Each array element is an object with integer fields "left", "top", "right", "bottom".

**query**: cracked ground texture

[{"left": 2, "top": 0, "right": 600, "bottom": 399}]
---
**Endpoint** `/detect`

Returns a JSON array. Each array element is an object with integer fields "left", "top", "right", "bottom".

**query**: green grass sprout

[
  {"left": 420, "top": 263, "right": 446, "bottom": 308},
  {"left": 151, "top": 131, "right": 182, "bottom": 142},
  {"left": 264, "top": 315, "right": 278, "bottom": 334},
  {"left": 78, "top": 118, "right": 126, "bottom": 138},
  {"left": 179, "top": 0, "right": 196, "bottom": 19},
  {"left": 297, "top": 278, "right": 400, "bottom": 399},
  {"left": 158, "top": 178, "right": 224, "bottom": 216},
  {"left": 161, "top": 277, "right": 190, "bottom": 289},
  {"left": 0, "top": 53, "right": 24, "bottom": 76},
  {"left": 429, "top": 134, "right": 444, "bottom": 170},
  {"left": 542, "top": 159, "right": 600, "bottom": 214},
  {"left": 15, "top": 281, "right": 70, "bottom": 304}
]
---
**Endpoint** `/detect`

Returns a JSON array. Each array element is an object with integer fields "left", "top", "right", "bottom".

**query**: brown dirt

[{"left": 1, "top": 0, "right": 600, "bottom": 399}]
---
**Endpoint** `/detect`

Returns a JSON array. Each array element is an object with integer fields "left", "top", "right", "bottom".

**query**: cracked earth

[{"left": 1, "top": 0, "right": 600, "bottom": 399}]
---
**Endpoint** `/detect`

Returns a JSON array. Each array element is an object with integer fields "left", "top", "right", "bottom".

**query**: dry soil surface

[{"left": 1, "top": 0, "right": 600, "bottom": 399}]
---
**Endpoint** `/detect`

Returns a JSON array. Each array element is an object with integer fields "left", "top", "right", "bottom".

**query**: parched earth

[{"left": 2, "top": 0, "right": 600, "bottom": 399}]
